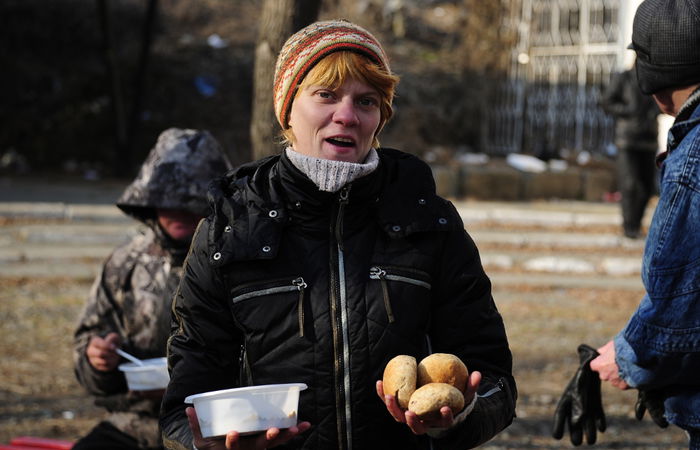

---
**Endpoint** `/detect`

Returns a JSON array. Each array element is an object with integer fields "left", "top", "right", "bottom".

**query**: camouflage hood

[{"left": 116, "top": 128, "right": 232, "bottom": 223}]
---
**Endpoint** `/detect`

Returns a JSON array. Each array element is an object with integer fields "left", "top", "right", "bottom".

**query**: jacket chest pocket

[
  {"left": 368, "top": 265, "right": 432, "bottom": 330},
  {"left": 231, "top": 276, "right": 307, "bottom": 339}
]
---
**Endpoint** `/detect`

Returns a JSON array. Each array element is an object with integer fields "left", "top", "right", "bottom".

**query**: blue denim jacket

[{"left": 615, "top": 92, "right": 700, "bottom": 431}]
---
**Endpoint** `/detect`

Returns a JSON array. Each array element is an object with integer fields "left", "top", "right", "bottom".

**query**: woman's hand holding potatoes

[{"left": 377, "top": 354, "right": 482, "bottom": 435}]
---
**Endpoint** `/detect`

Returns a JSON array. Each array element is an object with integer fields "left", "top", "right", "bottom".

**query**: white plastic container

[
  {"left": 118, "top": 357, "right": 169, "bottom": 391},
  {"left": 185, "top": 383, "right": 308, "bottom": 437}
]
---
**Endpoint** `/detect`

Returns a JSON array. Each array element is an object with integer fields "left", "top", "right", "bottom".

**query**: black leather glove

[
  {"left": 552, "top": 344, "right": 607, "bottom": 445},
  {"left": 635, "top": 389, "right": 668, "bottom": 428}
]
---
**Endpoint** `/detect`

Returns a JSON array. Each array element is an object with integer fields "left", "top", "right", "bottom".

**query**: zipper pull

[
  {"left": 339, "top": 186, "right": 350, "bottom": 204},
  {"left": 336, "top": 186, "right": 350, "bottom": 251},
  {"left": 369, "top": 266, "right": 386, "bottom": 280},
  {"left": 369, "top": 266, "right": 394, "bottom": 323},
  {"left": 293, "top": 277, "right": 307, "bottom": 337},
  {"left": 239, "top": 343, "right": 252, "bottom": 386},
  {"left": 293, "top": 277, "right": 307, "bottom": 289}
]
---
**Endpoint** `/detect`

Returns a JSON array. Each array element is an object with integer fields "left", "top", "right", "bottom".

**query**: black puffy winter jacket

[{"left": 161, "top": 148, "right": 516, "bottom": 450}]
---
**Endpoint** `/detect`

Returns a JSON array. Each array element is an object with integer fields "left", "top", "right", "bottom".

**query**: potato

[
  {"left": 417, "top": 353, "right": 468, "bottom": 393},
  {"left": 382, "top": 355, "right": 417, "bottom": 408},
  {"left": 408, "top": 383, "right": 465, "bottom": 420}
]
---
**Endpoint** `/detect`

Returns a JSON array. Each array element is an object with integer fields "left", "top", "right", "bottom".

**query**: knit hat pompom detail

[{"left": 273, "top": 20, "right": 391, "bottom": 129}]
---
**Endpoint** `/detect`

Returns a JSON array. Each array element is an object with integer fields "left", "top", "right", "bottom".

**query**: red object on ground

[{"left": 8, "top": 437, "right": 73, "bottom": 449}]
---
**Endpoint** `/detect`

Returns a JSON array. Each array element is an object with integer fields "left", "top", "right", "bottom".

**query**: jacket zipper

[
  {"left": 330, "top": 185, "right": 352, "bottom": 450},
  {"left": 231, "top": 277, "right": 307, "bottom": 386},
  {"left": 293, "top": 277, "right": 307, "bottom": 337},
  {"left": 239, "top": 344, "right": 252, "bottom": 386},
  {"left": 230, "top": 277, "right": 307, "bottom": 336},
  {"left": 480, "top": 377, "right": 506, "bottom": 398},
  {"left": 369, "top": 266, "right": 432, "bottom": 323},
  {"left": 369, "top": 267, "right": 394, "bottom": 323},
  {"left": 230, "top": 277, "right": 304, "bottom": 304}
]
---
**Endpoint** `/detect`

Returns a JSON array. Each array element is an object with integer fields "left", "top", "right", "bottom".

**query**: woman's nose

[{"left": 333, "top": 98, "right": 359, "bottom": 126}]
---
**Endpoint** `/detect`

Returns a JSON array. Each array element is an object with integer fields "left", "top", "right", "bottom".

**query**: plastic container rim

[
  {"left": 184, "top": 383, "right": 308, "bottom": 404},
  {"left": 118, "top": 357, "right": 167, "bottom": 373}
]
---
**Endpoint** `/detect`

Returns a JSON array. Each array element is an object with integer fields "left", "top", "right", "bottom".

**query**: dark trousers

[
  {"left": 72, "top": 421, "right": 163, "bottom": 450},
  {"left": 617, "top": 148, "right": 657, "bottom": 237}
]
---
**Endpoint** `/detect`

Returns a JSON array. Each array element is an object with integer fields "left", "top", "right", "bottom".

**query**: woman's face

[{"left": 288, "top": 78, "right": 381, "bottom": 163}]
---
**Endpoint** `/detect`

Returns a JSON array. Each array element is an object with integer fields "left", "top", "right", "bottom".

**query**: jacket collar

[
  {"left": 207, "top": 155, "right": 287, "bottom": 265},
  {"left": 206, "top": 149, "right": 462, "bottom": 266},
  {"left": 675, "top": 86, "right": 700, "bottom": 124},
  {"left": 658, "top": 87, "right": 700, "bottom": 164},
  {"left": 667, "top": 98, "right": 700, "bottom": 153},
  {"left": 374, "top": 149, "right": 463, "bottom": 238}
]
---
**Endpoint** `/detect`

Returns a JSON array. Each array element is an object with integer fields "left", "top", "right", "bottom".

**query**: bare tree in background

[{"left": 250, "top": 0, "right": 322, "bottom": 160}]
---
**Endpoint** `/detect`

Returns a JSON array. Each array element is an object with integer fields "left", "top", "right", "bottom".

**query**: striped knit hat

[{"left": 273, "top": 20, "right": 391, "bottom": 129}]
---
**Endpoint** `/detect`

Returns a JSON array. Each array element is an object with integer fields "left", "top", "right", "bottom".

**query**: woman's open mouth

[{"left": 326, "top": 137, "right": 355, "bottom": 148}]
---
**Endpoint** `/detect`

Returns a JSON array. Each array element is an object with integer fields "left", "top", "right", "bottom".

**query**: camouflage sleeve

[{"left": 73, "top": 243, "right": 134, "bottom": 396}]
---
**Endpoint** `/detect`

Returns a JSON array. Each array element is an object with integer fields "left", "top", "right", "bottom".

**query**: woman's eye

[
  {"left": 359, "top": 97, "right": 379, "bottom": 107},
  {"left": 316, "top": 91, "right": 333, "bottom": 99}
]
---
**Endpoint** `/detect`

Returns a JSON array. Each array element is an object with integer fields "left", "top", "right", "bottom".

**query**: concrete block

[
  {"left": 431, "top": 157, "right": 618, "bottom": 202},
  {"left": 431, "top": 165, "right": 459, "bottom": 198},
  {"left": 582, "top": 168, "right": 617, "bottom": 202},
  {"left": 459, "top": 165, "right": 521, "bottom": 200},
  {"left": 522, "top": 169, "right": 583, "bottom": 200}
]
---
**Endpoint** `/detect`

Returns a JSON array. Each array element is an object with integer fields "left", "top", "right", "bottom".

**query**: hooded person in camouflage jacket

[{"left": 72, "top": 128, "right": 232, "bottom": 450}]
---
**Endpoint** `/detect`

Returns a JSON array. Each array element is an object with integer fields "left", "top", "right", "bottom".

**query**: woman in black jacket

[{"left": 160, "top": 20, "right": 516, "bottom": 450}]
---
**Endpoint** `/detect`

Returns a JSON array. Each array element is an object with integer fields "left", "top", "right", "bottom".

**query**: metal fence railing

[{"left": 484, "top": 0, "right": 623, "bottom": 158}]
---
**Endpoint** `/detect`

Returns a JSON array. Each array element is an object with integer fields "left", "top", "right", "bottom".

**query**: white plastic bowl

[
  {"left": 185, "top": 383, "right": 308, "bottom": 437},
  {"left": 118, "top": 357, "right": 169, "bottom": 391}
]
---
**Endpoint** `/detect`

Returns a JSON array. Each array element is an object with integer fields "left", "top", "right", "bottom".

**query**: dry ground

[{"left": 0, "top": 278, "right": 689, "bottom": 449}]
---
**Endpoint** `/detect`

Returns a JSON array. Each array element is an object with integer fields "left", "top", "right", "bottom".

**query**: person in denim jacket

[{"left": 589, "top": 0, "right": 700, "bottom": 448}]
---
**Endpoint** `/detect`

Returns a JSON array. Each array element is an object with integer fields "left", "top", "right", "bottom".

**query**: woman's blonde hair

[{"left": 281, "top": 51, "right": 399, "bottom": 149}]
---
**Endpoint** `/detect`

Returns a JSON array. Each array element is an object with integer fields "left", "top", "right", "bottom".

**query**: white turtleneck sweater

[{"left": 285, "top": 147, "right": 380, "bottom": 192}]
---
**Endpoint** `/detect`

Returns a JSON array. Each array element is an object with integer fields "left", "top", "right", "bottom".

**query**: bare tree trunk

[
  {"left": 96, "top": 0, "right": 127, "bottom": 174},
  {"left": 126, "top": 0, "right": 158, "bottom": 174},
  {"left": 250, "top": 0, "right": 322, "bottom": 161},
  {"left": 96, "top": 0, "right": 158, "bottom": 176}
]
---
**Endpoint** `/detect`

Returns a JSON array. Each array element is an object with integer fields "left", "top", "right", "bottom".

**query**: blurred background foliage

[{"left": 0, "top": 0, "right": 514, "bottom": 177}]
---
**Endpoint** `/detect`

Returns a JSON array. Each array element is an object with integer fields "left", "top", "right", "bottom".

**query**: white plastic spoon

[{"left": 116, "top": 348, "right": 145, "bottom": 366}]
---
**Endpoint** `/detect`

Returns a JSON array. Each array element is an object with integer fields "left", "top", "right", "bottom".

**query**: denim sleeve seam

[
  {"left": 648, "top": 184, "right": 682, "bottom": 263},
  {"left": 625, "top": 324, "right": 700, "bottom": 353}
]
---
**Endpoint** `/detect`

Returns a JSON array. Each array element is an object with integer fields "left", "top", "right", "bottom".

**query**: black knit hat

[{"left": 629, "top": 0, "right": 700, "bottom": 94}]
